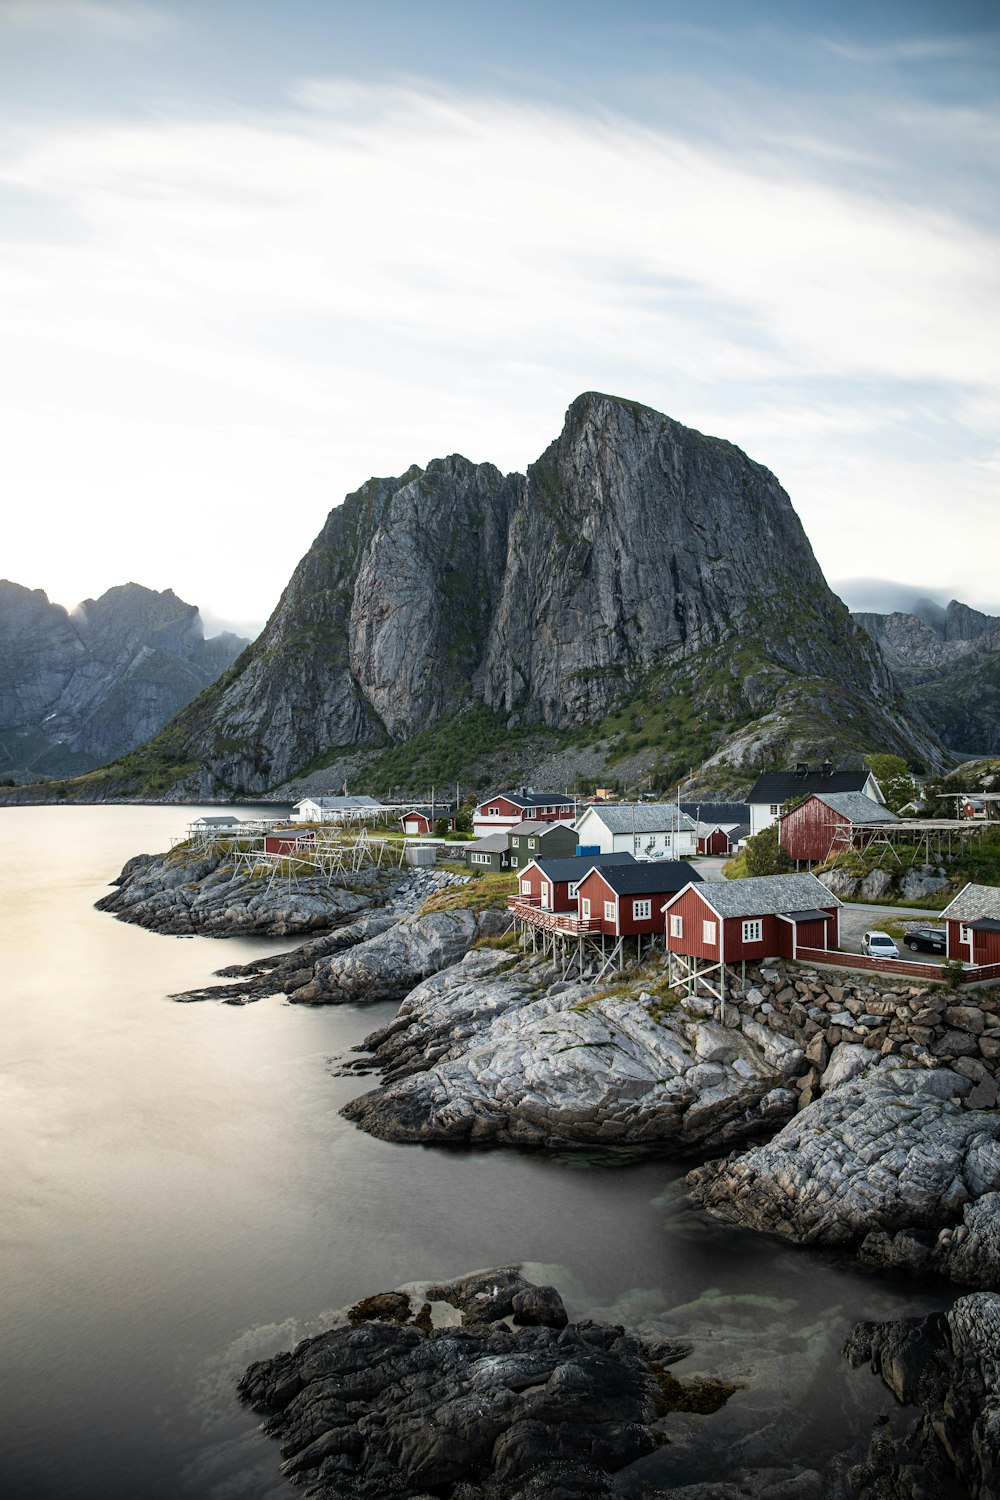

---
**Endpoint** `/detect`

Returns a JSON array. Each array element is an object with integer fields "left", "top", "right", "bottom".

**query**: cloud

[
  {"left": 0, "top": 0, "right": 169, "bottom": 37},
  {"left": 823, "top": 32, "right": 998, "bottom": 65},
  {"left": 0, "top": 75, "right": 996, "bottom": 619}
]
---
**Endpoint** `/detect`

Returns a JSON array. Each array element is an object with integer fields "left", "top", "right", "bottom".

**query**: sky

[{"left": 0, "top": 0, "right": 997, "bottom": 638}]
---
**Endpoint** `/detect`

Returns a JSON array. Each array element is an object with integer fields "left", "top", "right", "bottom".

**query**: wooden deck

[{"left": 507, "top": 896, "right": 601, "bottom": 936}]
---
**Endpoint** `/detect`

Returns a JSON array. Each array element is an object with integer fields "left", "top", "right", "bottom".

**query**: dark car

[{"left": 904, "top": 927, "right": 946, "bottom": 954}]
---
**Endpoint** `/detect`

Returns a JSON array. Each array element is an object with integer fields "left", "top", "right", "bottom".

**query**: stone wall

[{"left": 717, "top": 962, "right": 999, "bottom": 1110}]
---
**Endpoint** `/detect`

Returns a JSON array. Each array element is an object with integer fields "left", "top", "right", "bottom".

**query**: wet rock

[
  {"left": 843, "top": 1292, "right": 1000, "bottom": 1499},
  {"left": 237, "top": 1269, "right": 721, "bottom": 1500},
  {"left": 512, "top": 1285, "right": 569, "bottom": 1329}
]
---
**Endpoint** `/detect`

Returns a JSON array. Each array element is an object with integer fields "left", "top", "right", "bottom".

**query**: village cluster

[{"left": 187, "top": 761, "right": 1000, "bottom": 994}]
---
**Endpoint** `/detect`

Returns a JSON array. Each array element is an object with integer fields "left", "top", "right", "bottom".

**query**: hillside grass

[{"left": 419, "top": 870, "right": 518, "bottom": 915}]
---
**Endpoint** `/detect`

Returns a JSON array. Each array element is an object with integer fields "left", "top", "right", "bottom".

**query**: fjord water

[{"left": 1, "top": 807, "right": 945, "bottom": 1499}]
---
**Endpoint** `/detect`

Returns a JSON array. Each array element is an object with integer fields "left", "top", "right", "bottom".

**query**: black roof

[
  {"left": 530, "top": 853, "right": 636, "bottom": 882},
  {"left": 679, "top": 802, "right": 749, "bottom": 825},
  {"left": 783, "top": 908, "right": 835, "bottom": 923},
  {"left": 400, "top": 805, "right": 456, "bottom": 818},
  {"left": 746, "top": 770, "right": 872, "bottom": 803},
  {"left": 493, "top": 789, "right": 576, "bottom": 808},
  {"left": 970, "top": 918, "right": 1000, "bottom": 932},
  {"left": 585, "top": 861, "right": 703, "bottom": 896}
]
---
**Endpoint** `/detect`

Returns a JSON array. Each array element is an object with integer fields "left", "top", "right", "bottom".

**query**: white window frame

[
  {"left": 703, "top": 919, "right": 717, "bottom": 945},
  {"left": 511, "top": 837, "right": 519, "bottom": 847},
  {"left": 488, "top": 807, "right": 500, "bottom": 818},
  {"left": 528, "top": 838, "right": 536, "bottom": 848},
  {"left": 960, "top": 924, "right": 973, "bottom": 946},
  {"left": 669, "top": 914, "right": 683, "bottom": 938},
  {"left": 472, "top": 852, "right": 490, "bottom": 865},
  {"left": 742, "top": 919, "right": 763, "bottom": 943},
  {"left": 633, "top": 899, "right": 652, "bottom": 921},
  {"left": 568, "top": 881, "right": 579, "bottom": 898},
  {"left": 520, "top": 878, "right": 531, "bottom": 895},
  {"left": 769, "top": 803, "right": 781, "bottom": 816},
  {"left": 604, "top": 900, "right": 616, "bottom": 923}
]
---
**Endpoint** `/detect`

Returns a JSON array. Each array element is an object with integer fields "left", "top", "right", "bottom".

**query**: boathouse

[{"left": 940, "top": 884, "right": 1000, "bottom": 964}]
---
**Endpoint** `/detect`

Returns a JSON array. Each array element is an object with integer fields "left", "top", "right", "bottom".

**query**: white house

[
  {"left": 745, "top": 766, "right": 884, "bottom": 837},
  {"left": 290, "top": 795, "right": 385, "bottom": 824},
  {"left": 573, "top": 803, "right": 698, "bottom": 861}
]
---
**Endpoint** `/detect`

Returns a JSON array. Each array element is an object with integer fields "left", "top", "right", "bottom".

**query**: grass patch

[{"left": 419, "top": 871, "right": 517, "bottom": 915}]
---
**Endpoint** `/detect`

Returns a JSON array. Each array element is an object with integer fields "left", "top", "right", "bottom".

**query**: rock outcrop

[
  {"left": 687, "top": 1067, "right": 1000, "bottom": 1287},
  {"left": 58, "top": 393, "right": 941, "bottom": 799},
  {"left": 844, "top": 1292, "right": 1000, "bottom": 1499},
  {"left": 855, "top": 597, "right": 1000, "bottom": 754},
  {"left": 237, "top": 1267, "right": 723, "bottom": 1500},
  {"left": 95, "top": 844, "right": 382, "bottom": 938},
  {"left": 341, "top": 949, "right": 804, "bottom": 1151},
  {"left": 0, "top": 579, "right": 247, "bottom": 780}
]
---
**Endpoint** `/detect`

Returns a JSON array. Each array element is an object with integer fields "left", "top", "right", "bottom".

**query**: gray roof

[
  {"left": 941, "top": 883, "right": 1000, "bottom": 922},
  {"left": 672, "top": 872, "right": 842, "bottom": 919},
  {"left": 581, "top": 803, "right": 697, "bottom": 834},
  {"left": 509, "top": 820, "right": 574, "bottom": 837},
  {"left": 812, "top": 792, "right": 899, "bottom": 824},
  {"left": 191, "top": 815, "right": 241, "bottom": 826},
  {"left": 467, "top": 834, "right": 509, "bottom": 854}
]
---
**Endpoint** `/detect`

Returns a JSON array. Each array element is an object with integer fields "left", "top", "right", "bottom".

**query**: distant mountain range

[
  {"left": 16, "top": 390, "right": 945, "bottom": 804},
  {"left": 854, "top": 599, "right": 1000, "bottom": 755},
  {"left": 0, "top": 581, "right": 248, "bottom": 780}
]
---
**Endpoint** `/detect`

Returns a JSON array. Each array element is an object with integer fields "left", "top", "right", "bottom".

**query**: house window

[
  {"left": 520, "top": 879, "right": 531, "bottom": 895},
  {"left": 528, "top": 838, "right": 536, "bottom": 848},
  {"left": 511, "top": 837, "right": 519, "bottom": 847},
  {"left": 604, "top": 901, "right": 616, "bottom": 923},
  {"left": 633, "top": 899, "right": 652, "bottom": 920},
  {"left": 568, "top": 882, "right": 579, "bottom": 898},
  {"left": 581, "top": 898, "right": 591, "bottom": 918},
  {"left": 669, "top": 914, "right": 683, "bottom": 938},
  {"left": 633, "top": 835, "right": 642, "bottom": 851},
  {"left": 769, "top": 804, "right": 781, "bottom": 816},
  {"left": 960, "top": 924, "right": 972, "bottom": 946},
  {"left": 472, "top": 853, "right": 490, "bottom": 865},
  {"left": 742, "top": 919, "right": 763, "bottom": 943},
  {"left": 488, "top": 807, "right": 500, "bottom": 817},
  {"left": 703, "top": 920, "right": 717, "bottom": 945}
]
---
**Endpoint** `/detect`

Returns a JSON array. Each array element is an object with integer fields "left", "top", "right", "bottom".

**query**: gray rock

[
  {"left": 511, "top": 1285, "right": 569, "bottom": 1329},
  {"left": 859, "top": 868, "right": 892, "bottom": 901},
  {"left": 687, "top": 1067, "right": 1000, "bottom": 1274},
  {"left": 820, "top": 1041, "right": 876, "bottom": 1091}
]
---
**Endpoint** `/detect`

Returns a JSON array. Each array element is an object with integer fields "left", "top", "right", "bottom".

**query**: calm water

[{"left": 0, "top": 807, "right": 947, "bottom": 1499}]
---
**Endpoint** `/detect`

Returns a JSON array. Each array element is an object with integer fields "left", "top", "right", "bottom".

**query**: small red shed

[
  {"left": 940, "top": 884, "right": 1000, "bottom": 963},
  {"left": 399, "top": 806, "right": 457, "bottom": 835},
  {"left": 696, "top": 824, "right": 746, "bottom": 856},
  {"left": 779, "top": 791, "right": 898, "bottom": 865},
  {"left": 265, "top": 832, "right": 316, "bottom": 856},
  {"left": 575, "top": 861, "right": 701, "bottom": 937},
  {"left": 662, "top": 872, "right": 841, "bottom": 963}
]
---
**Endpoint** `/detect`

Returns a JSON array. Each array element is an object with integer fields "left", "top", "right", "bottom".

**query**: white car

[{"left": 862, "top": 930, "right": 899, "bottom": 960}]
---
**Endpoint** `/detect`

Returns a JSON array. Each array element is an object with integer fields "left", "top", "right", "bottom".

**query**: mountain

[
  {"left": 14, "top": 394, "right": 943, "bottom": 801},
  {"left": 0, "top": 581, "right": 249, "bottom": 779},
  {"left": 855, "top": 599, "right": 1000, "bottom": 755}
]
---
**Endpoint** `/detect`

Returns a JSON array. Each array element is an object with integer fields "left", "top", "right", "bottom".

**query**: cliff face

[
  {"left": 855, "top": 600, "right": 1000, "bottom": 754},
  {"left": 0, "top": 581, "right": 248, "bottom": 779},
  {"left": 43, "top": 393, "right": 945, "bottom": 798}
]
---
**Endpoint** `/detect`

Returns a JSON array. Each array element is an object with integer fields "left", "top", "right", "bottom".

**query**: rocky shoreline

[{"left": 237, "top": 1264, "right": 1000, "bottom": 1500}]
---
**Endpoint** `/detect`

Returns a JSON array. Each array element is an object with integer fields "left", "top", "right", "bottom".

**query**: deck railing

[{"left": 507, "top": 897, "right": 602, "bottom": 936}]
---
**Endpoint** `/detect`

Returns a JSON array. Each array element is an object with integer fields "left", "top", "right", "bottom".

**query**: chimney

[
  {"left": 822, "top": 760, "right": 833, "bottom": 777},
  {"left": 795, "top": 762, "right": 809, "bottom": 778}
]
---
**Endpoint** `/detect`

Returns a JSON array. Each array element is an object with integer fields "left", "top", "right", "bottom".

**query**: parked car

[
  {"left": 862, "top": 930, "right": 899, "bottom": 960},
  {"left": 904, "top": 927, "right": 946, "bottom": 954}
]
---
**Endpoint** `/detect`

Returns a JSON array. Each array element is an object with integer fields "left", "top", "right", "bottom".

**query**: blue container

[{"left": 575, "top": 844, "right": 601, "bottom": 856}]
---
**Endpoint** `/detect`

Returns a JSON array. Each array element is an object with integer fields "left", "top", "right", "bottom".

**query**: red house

[
  {"left": 662, "top": 872, "right": 841, "bottom": 964},
  {"left": 779, "top": 791, "right": 898, "bottom": 865},
  {"left": 516, "top": 852, "right": 637, "bottom": 912},
  {"left": 940, "top": 884, "right": 1000, "bottom": 963},
  {"left": 473, "top": 787, "right": 577, "bottom": 835},
  {"left": 575, "top": 861, "right": 702, "bottom": 938},
  {"left": 696, "top": 824, "right": 747, "bottom": 856}
]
